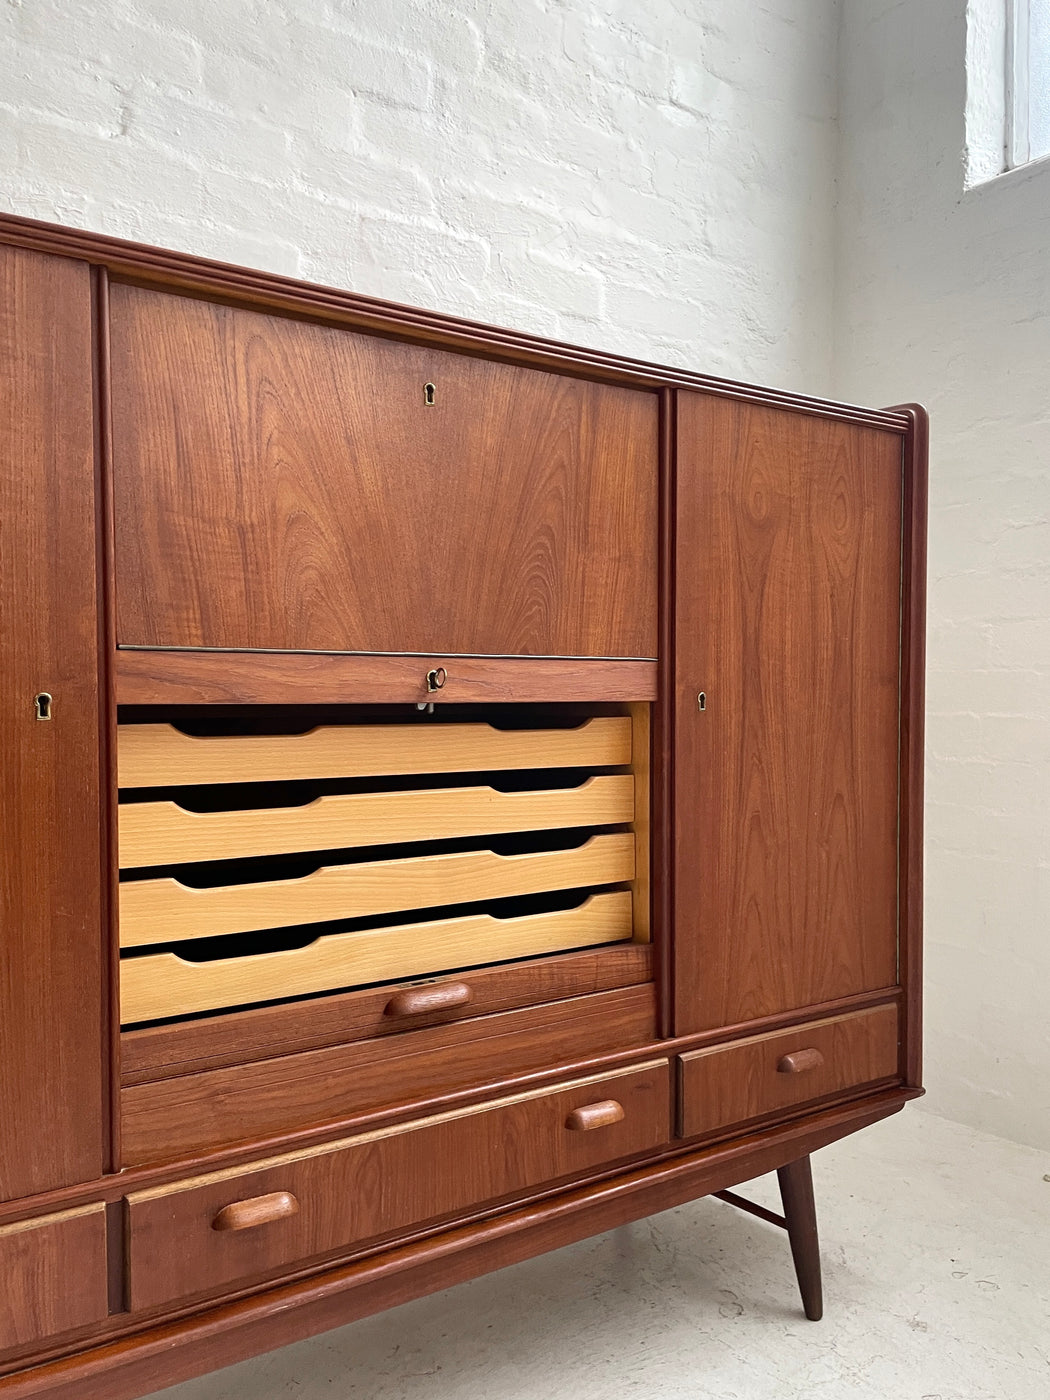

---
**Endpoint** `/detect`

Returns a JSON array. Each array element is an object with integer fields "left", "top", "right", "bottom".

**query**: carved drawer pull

[
  {"left": 565, "top": 1099, "right": 626, "bottom": 1132},
  {"left": 384, "top": 982, "right": 473, "bottom": 1017},
  {"left": 776, "top": 1048, "right": 825, "bottom": 1075},
  {"left": 211, "top": 1191, "right": 300, "bottom": 1233}
]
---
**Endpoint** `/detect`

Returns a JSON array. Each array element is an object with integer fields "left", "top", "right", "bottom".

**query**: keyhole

[
  {"left": 697, "top": 691, "right": 706, "bottom": 712},
  {"left": 34, "top": 692, "right": 53, "bottom": 721},
  {"left": 423, "top": 382, "right": 436, "bottom": 406}
]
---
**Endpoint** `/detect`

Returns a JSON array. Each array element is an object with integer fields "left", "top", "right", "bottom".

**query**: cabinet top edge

[{"left": 0, "top": 211, "right": 910, "bottom": 433}]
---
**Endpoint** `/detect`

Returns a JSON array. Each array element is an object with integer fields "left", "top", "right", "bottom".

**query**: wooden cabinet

[
  {"left": 109, "top": 284, "right": 659, "bottom": 659},
  {"left": 0, "top": 212, "right": 925, "bottom": 1400}
]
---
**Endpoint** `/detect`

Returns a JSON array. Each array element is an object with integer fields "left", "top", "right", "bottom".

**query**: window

[{"left": 1007, "top": 0, "right": 1050, "bottom": 166}]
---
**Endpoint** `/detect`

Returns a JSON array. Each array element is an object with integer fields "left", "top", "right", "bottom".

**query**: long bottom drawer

[{"left": 127, "top": 1060, "right": 671, "bottom": 1312}]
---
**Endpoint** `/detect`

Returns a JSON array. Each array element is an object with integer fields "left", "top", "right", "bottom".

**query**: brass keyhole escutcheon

[
  {"left": 426, "top": 667, "right": 447, "bottom": 692},
  {"left": 697, "top": 691, "right": 706, "bottom": 712},
  {"left": 34, "top": 692, "right": 53, "bottom": 721},
  {"left": 423, "top": 382, "right": 436, "bottom": 406}
]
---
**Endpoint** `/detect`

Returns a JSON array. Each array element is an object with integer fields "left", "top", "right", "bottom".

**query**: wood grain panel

[
  {"left": 653, "top": 386, "right": 675, "bottom": 1039},
  {"left": 109, "top": 285, "right": 658, "bottom": 658},
  {"left": 120, "top": 983, "right": 657, "bottom": 1163},
  {"left": 673, "top": 395, "right": 902, "bottom": 1033},
  {"left": 891, "top": 403, "right": 929, "bottom": 1088},
  {"left": 120, "top": 832, "right": 635, "bottom": 946},
  {"left": 113, "top": 649, "right": 658, "bottom": 706},
  {"left": 0, "top": 246, "right": 105, "bottom": 1201},
  {"left": 121, "top": 944, "right": 653, "bottom": 1082},
  {"left": 118, "top": 774, "right": 634, "bottom": 868},
  {"left": 127, "top": 1061, "right": 669, "bottom": 1310},
  {"left": 118, "top": 716, "right": 631, "bottom": 788},
  {"left": 0, "top": 1207, "right": 109, "bottom": 1353},
  {"left": 120, "top": 891, "right": 634, "bottom": 1023},
  {"left": 677, "top": 1005, "right": 899, "bottom": 1139}
]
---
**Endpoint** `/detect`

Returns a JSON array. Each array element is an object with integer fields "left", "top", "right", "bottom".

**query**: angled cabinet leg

[{"left": 777, "top": 1155, "right": 823, "bottom": 1321}]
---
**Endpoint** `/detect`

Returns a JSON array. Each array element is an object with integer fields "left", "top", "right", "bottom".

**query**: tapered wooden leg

[{"left": 777, "top": 1155, "right": 823, "bottom": 1321}]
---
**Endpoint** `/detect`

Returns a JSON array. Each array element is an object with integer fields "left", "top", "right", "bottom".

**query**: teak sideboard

[{"left": 0, "top": 213, "right": 926, "bottom": 1400}]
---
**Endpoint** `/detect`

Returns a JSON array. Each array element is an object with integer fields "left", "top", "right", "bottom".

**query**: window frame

[{"left": 1006, "top": 0, "right": 1050, "bottom": 168}]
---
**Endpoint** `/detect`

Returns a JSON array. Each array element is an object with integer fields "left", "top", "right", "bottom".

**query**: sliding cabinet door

[
  {"left": 673, "top": 394, "right": 903, "bottom": 1034},
  {"left": 0, "top": 247, "right": 104, "bottom": 1198}
]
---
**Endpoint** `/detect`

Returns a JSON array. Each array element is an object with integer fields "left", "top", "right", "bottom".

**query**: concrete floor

[{"left": 146, "top": 1110, "right": 1050, "bottom": 1400}]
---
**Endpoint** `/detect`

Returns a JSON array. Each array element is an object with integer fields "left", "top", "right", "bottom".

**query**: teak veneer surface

[
  {"left": 109, "top": 284, "right": 659, "bottom": 659},
  {"left": 0, "top": 1207, "right": 109, "bottom": 1354},
  {"left": 677, "top": 1005, "right": 900, "bottom": 1138},
  {"left": 113, "top": 650, "right": 659, "bottom": 706},
  {"left": 127, "top": 1062, "right": 670, "bottom": 1311},
  {"left": 117, "top": 716, "right": 631, "bottom": 787},
  {"left": 118, "top": 774, "right": 635, "bottom": 867},
  {"left": 120, "top": 984, "right": 657, "bottom": 1164},
  {"left": 894, "top": 404, "right": 928, "bottom": 1087},
  {"left": 0, "top": 246, "right": 105, "bottom": 1202},
  {"left": 121, "top": 944, "right": 654, "bottom": 1081},
  {"left": 673, "top": 394, "right": 902, "bottom": 1033}
]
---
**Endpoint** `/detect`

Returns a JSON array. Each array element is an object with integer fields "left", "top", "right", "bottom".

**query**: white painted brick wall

[
  {"left": 836, "top": 2, "right": 1050, "bottom": 1149},
  {"left": 0, "top": 0, "right": 838, "bottom": 392}
]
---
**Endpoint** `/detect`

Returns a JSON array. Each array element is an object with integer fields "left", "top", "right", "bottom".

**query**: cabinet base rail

[{"left": 0, "top": 1091, "right": 912, "bottom": 1400}]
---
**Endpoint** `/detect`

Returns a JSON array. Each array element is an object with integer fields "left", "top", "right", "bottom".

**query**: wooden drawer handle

[
  {"left": 565, "top": 1099, "right": 625, "bottom": 1132},
  {"left": 384, "top": 982, "right": 473, "bottom": 1017},
  {"left": 211, "top": 1191, "right": 300, "bottom": 1233},
  {"left": 777, "top": 1048, "right": 825, "bottom": 1075}
]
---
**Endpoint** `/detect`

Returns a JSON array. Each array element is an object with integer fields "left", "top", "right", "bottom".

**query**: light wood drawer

[
  {"left": 677, "top": 1005, "right": 899, "bottom": 1139},
  {"left": 118, "top": 774, "right": 634, "bottom": 869},
  {"left": 0, "top": 1206, "right": 109, "bottom": 1353},
  {"left": 121, "top": 945, "right": 654, "bottom": 1085},
  {"left": 118, "top": 716, "right": 632, "bottom": 788},
  {"left": 120, "top": 890, "right": 634, "bottom": 1023},
  {"left": 127, "top": 1060, "right": 670, "bottom": 1310},
  {"left": 120, "top": 832, "right": 636, "bottom": 948}
]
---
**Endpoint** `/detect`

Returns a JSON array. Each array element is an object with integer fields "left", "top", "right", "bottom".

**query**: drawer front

[
  {"left": 121, "top": 944, "right": 654, "bottom": 1084},
  {"left": 128, "top": 1061, "right": 670, "bottom": 1311},
  {"left": 113, "top": 650, "right": 659, "bottom": 707},
  {"left": 118, "top": 776, "right": 636, "bottom": 869},
  {"left": 118, "top": 716, "right": 634, "bottom": 789},
  {"left": 121, "top": 891, "right": 635, "bottom": 1025},
  {"left": 0, "top": 1206, "right": 109, "bottom": 1353},
  {"left": 677, "top": 1005, "right": 899, "bottom": 1139},
  {"left": 121, "top": 983, "right": 657, "bottom": 1165}
]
